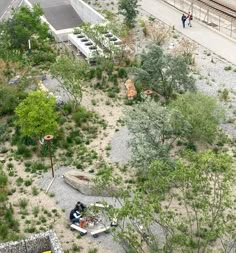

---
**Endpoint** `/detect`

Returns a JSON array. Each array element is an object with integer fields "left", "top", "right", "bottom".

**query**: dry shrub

[
  {"left": 173, "top": 38, "right": 197, "bottom": 65},
  {"left": 145, "top": 21, "right": 171, "bottom": 45},
  {"left": 121, "top": 31, "right": 136, "bottom": 62}
]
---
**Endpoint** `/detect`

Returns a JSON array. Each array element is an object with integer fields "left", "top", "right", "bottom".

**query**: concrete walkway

[{"left": 140, "top": 0, "right": 236, "bottom": 65}]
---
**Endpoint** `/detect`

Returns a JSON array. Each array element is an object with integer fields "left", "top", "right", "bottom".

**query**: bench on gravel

[
  {"left": 70, "top": 224, "right": 87, "bottom": 235},
  {"left": 90, "top": 203, "right": 111, "bottom": 208},
  {"left": 91, "top": 226, "right": 110, "bottom": 238}
]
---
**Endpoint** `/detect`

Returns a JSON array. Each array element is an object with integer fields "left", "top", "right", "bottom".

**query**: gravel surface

[{"left": 109, "top": 127, "right": 131, "bottom": 164}]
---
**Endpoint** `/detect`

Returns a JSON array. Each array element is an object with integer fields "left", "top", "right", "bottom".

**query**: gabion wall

[{"left": 0, "top": 230, "right": 63, "bottom": 253}]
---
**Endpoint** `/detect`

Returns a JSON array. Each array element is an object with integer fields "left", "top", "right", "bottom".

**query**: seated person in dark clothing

[
  {"left": 70, "top": 208, "right": 81, "bottom": 224},
  {"left": 75, "top": 201, "right": 86, "bottom": 213}
]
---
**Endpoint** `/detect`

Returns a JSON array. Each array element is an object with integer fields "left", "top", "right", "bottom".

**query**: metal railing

[{"left": 162, "top": 0, "right": 236, "bottom": 39}]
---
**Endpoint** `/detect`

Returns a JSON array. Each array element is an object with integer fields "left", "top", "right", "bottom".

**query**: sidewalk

[{"left": 140, "top": 0, "right": 236, "bottom": 65}]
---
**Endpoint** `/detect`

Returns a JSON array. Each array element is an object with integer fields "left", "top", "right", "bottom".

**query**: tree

[
  {"left": 118, "top": 0, "right": 139, "bottom": 28},
  {"left": 132, "top": 45, "right": 195, "bottom": 101},
  {"left": 123, "top": 99, "right": 190, "bottom": 169},
  {"left": 170, "top": 92, "right": 224, "bottom": 143},
  {"left": 50, "top": 56, "right": 88, "bottom": 109},
  {"left": 15, "top": 91, "right": 58, "bottom": 138},
  {"left": 95, "top": 151, "right": 235, "bottom": 253},
  {"left": 1, "top": 4, "right": 49, "bottom": 51}
]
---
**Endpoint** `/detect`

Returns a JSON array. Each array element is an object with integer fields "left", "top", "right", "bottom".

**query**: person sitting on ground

[
  {"left": 69, "top": 208, "right": 81, "bottom": 224},
  {"left": 75, "top": 201, "right": 87, "bottom": 213}
]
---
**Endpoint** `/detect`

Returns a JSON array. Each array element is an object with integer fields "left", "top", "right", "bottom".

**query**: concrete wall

[
  {"left": 71, "top": 0, "right": 105, "bottom": 24},
  {"left": 0, "top": 230, "right": 63, "bottom": 253}
]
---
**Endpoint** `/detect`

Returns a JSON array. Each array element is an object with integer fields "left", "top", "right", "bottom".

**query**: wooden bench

[
  {"left": 91, "top": 226, "right": 110, "bottom": 238},
  {"left": 90, "top": 203, "right": 111, "bottom": 208},
  {"left": 70, "top": 224, "right": 87, "bottom": 235}
]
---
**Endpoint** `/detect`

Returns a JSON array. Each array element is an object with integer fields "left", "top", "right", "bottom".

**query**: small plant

[
  {"left": 16, "top": 177, "right": 24, "bottom": 187},
  {"left": 24, "top": 178, "right": 32, "bottom": 187},
  {"left": 48, "top": 192, "right": 55, "bottom": 198},
  {"left": 91, "top": 99, "right": 97, "bottom": 106},
  {"left": 31, "top": 186, "right": 39, "bottom": 196},
  {"left": 224, "top": 66, "right": 232, "bottom": 71},
  {"left": 72, "top": 243, "right": 82, "bottom": 252},
  {"left": 32, "top": 206, "right": 40, "bottom": 217},
  {"left": 88, "top": 248, "right": 98, "bottom": 253},
  {"left": 219, "top": 88, "right": 229, "bottom": 101},
  {"left": 19, "top": 198, "right": 29, "bottom": 209},
  {"left": 72, "top": 106, "right": 93, "bottom": 127},
  {"left": 118, "top": 68, "right": 127, "bottom": 78}
]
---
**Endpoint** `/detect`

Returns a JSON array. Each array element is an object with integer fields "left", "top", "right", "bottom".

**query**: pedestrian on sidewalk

[
  {"left": 181, "top": 14, "right": 187, "bottom": 28},
  {"left": 187, "top": 12, "right": 193, "bottom": 27}
]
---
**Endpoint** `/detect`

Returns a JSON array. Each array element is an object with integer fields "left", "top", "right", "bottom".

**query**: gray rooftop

[{"left": 29, "top": 0, "right": 83, "bottom": 30}]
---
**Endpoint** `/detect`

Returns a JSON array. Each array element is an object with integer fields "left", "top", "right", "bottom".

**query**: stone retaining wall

[{"left": 0, "top": 230, "right": 63, "bottom": 253}]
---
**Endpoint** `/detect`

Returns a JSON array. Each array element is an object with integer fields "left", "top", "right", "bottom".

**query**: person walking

[
  {"left": 187, "top": 12, "right": 193, "bottom": 27},
  {"left": 181, "top": 14, "right": 187, "bottom": 28}
]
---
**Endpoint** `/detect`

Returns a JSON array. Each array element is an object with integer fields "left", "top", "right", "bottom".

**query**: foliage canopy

[
  {"left": 15, "top": 90, "right": 58, "bottom": 138},
  {"left": 170, "top": 92, "right": 224, "bottom": 143},
  {"left": 132, "top": 45, "right": 196, "bottom": 100},
  {"left": 123, "top": 98, "right": 190, "bottom": 169},
  {"left": 50, "top": 56, "right": 89, "bottom": 109},
  {"left": 118, "top": 0, "right": 139, "bottom": 28}
]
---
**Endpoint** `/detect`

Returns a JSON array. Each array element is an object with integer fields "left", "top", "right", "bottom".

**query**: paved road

[
  {"left": 140, "top": 0, "right": 236, "bottom": 65},
  {"left": 0, "top": 0, "right": 22, "bottom": 20}
]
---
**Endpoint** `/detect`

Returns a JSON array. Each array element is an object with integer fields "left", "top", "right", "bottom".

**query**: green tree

[
  {"left": 96, "top": 151, "right": 235, "bottom": 253},
  {"left": 1, "top": 4, "right": 49, "bottom": 51},
  {"left": 132, "top": 45, "right": 195, "bottom": 101},
  {"left": 118, "top": 0, "right": 139, "bottom": 28},
  {"left": 15, "top": 90, "right": 58, "bottom": 138},
  {"left": 170, "top": 92, "right": 224, "bottom": 143},
  {"left": 50, "top": 56, "right": 88, "bottom": 109},
  {"left": 123, "top": 99, "right": 190, "bottom": 169}
]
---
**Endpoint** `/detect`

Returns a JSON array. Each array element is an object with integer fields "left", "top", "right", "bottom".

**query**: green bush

[
  {"left": 0, "top": 86, "right": 26, "bottom": 116},
  {"left": 72, "top": 106, "right": 93, "bottom": 127},
  {"left": 0, "top": 171, "right": 8, "bottom": 188},
  {"left": 62, "top": 102, "right": 73, "bottom": 115},
  {"left": 224, "top": 66, "right": 232, "bottom": 71},
  {"left": 118, "top": 68, "right": 127, "bottom": 78},
  {"left": 29, "top": 50, "right": 56, "bottom": 66},
  {"left": 96, "top": 67, "right": 103, "bottom": 79},
  {"left": 16, "top": 144, "right": 32, "bottom": 158},
  {"left": 88, "top": 68, "right": 96, "bottom": 79},
  {"left": 18, "top": 198, "right": 29, "bottom": 209},
  {"left": 31, "top": 162, "right": 48, "bottom": 173}
]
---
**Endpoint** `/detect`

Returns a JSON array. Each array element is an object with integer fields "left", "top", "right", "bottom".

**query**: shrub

[
  {"left": 31, "top": 162, "right": 48, "bottom": 173},
  {"left": 96, "top": 67, "right": 103, "bottom": 79},
  {"left": 16, "top": 177, "right": 24, "bottom": 186},
  {"left": 62, "top": 102, "right": 73, "bottom": 115},
  {"left": 0, "top": 86, "right": 26, "bottom": 116},
  {"left": 16, "top": 144, "right": 32, "bottom": 158},
  {"left": 24, "top": 178, "right": 32, "bottom": 187},
  {"left": 88, "top": 68, "right": 96, "bottom": 79},
  {"left": 224, "top": 66, "right": 232, "bottom": 71},
  {"left": 118, "top": 68, "right": 127, "bottom": 78},
  {"left": 18, "top": 198, "right": 29, "bottom": 209},
  {"left": 72, "top": 106, "right": 93, "bottom": 127},
  {"left": 31, "top": 186, "right": 39, "bottom": 196}
]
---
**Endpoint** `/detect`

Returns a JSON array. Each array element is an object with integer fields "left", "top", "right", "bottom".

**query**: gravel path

[{"left": 109, "top": 127, "right": 131, "bottom": 164}]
